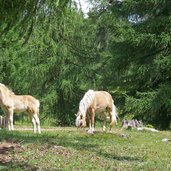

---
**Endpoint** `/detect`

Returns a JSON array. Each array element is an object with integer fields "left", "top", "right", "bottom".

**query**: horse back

[
  {"left": 91, "top": 91, "right": 113, "bottom": 110},
  {"left": 13, "top": 95, "right": 40, "bottom": 113}
]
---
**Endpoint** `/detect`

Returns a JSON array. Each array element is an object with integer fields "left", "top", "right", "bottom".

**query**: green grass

[{"left": 0, "top": 127, "right": 171, "bottom": 171}]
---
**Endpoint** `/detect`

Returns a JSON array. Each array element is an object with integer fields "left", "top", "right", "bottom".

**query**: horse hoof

[{"left": 87, "top": 129, "right": 94, "bottom": 134}]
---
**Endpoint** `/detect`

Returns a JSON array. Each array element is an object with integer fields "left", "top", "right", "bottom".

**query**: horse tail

[
  {"left": 36, "top": 99, "right": 40, "bottom": 115},
  {"left": 111, "top": 100, "right": 118, "bottom": 124}
]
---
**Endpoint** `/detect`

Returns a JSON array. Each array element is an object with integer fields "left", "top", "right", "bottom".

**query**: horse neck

[
  {"left": 0, "top": 85, "right": 14, "bottom": 95},
  {"left": 0, "top": 88, "right": 15, "bottom": 106},
  {"left": 79, "top": 90, "right": 95, "bottom": 116}
]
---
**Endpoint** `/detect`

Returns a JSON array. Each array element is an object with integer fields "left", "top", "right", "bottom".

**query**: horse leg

[
  {"left": 102, "top": 113, "right": 106, "bottom": 132},
  {"left": 87, "top": 110, "right": 92, "bottom": 133},
  {"left": 7, "top": 108, "right": 14, "bottom": 131},
  {"left": 31, "top": 116, "right": 37, "bottom": 133},
  {"left": 9, "top": 108, "right": 14, "bottom": 131},
  {"left": 86, "top": 111, "right": 91, "bottom": 130},
  {"left": 31, "top": 114, "right": 41, "bottom": 134},
  {"left": 87, "top": 108, "right": 95, "bottom": 134},
  {"left": 91, "top": 108, "right": 95, "bottom": 132},
  {"left": 34, "top": 114, "right": 41, "bottom": 134}
]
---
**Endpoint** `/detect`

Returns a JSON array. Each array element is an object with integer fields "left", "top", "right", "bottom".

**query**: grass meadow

[{"left": 0, "top": 126, "right": 171, "bottom": 171}]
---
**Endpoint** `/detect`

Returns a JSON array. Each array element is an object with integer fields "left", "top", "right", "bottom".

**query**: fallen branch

[{"left": 137, "top": 127, "right": 159, "bottom": 132}]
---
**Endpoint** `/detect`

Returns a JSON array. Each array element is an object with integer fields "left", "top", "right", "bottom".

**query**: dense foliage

[{"left": 0, "top": 0, "right": 170, "bottom": 129}]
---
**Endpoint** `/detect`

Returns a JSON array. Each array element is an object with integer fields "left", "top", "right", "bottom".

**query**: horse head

[
  {"left": 75, "top": 111, "right": 86, "bottom": 128},
  {"left": 0, "top": 83, "right": 14, "bottom": 96}
]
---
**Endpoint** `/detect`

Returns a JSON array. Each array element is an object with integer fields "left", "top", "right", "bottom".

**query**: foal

[{"left": 0, "top": 83, "right": 41, "bottom": 133}]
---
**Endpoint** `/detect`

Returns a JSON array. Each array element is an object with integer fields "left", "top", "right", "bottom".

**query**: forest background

[{"left": 0, "top": 0, "right": 171, "bottom": 129}]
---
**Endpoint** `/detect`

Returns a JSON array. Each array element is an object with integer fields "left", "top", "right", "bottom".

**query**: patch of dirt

[
  {"left": 14, "top": 126, "right": 78, "bottom": 132},
  {"left": 0, "top": 141, "right": 23, "bottom": 164},
  {"left": 38, "top": 144, "right": 72, "bottom": 158}
]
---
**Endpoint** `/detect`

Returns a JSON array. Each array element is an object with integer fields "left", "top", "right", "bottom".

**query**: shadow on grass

[
  {"left": 0, "top": 162, "right": 40, "bottom": 171},
  {"left": 0, "top": 129, "right": 144, "bottom": 169},
  {"left": 97, "top": 151, "right": 143, "bottom": 162},
  {"left": 0, "top": 129, "right": 99, "bottom": 150}
]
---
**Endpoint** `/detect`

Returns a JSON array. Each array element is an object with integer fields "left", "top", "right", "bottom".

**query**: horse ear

[{"left": 75, "top": 113, "right": 77, "bottom": 116}]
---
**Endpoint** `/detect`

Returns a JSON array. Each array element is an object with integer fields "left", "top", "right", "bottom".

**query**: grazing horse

[
  {"left": 0, "top": 83, "right": 41, "bottom": 133},
  {"left": 75, "top": 90, "right": 118, "bottom": 133}
]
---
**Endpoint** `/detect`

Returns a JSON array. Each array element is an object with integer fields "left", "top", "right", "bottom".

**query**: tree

[
  {"left": 1, "top": 0, "right": 170, "bottom": 129},
  {"left": 0, "top": 0, "right": 103, "bottom": 125},
  {"left": 88, "top": 0, "right": 171, "bottom": 129}
]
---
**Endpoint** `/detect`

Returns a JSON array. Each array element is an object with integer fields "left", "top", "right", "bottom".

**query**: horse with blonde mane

[
  {"left": 0, "top": 83, "right": 41, "bottom": 133},
  {"left": 75, "top": 90, "right": 118, "bottom": 133}
]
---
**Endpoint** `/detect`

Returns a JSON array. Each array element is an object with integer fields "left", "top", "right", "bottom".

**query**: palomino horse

[
  {"left": 0, "top": 83, "right": 41, "bottom": 133},
  {"left": 75, "top": 90, "right": 118, "bottom": 133}
]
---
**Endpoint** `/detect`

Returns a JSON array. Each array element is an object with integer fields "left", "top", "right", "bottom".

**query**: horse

[
  {"left": 75, "top": 90, "right": 118, "bottom": 133},
  {"left": 0, "top": 83, "right": 41, "bottom": 133}
]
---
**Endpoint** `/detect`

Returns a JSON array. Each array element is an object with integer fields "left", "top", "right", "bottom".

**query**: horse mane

[
  {"left": 0, "top": 83, "right": 15, "bottom": 95},
  {"left": 79, "top": 89, "right": 95, "bottom": 116}
]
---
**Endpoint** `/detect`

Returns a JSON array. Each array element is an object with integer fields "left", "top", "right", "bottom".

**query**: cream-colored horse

[
  {"left": 0, "top": 83, "right": 41, "bottom": 133},
  {"left": 75, "top": 90, "right": 118, "bottom": 133}
]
